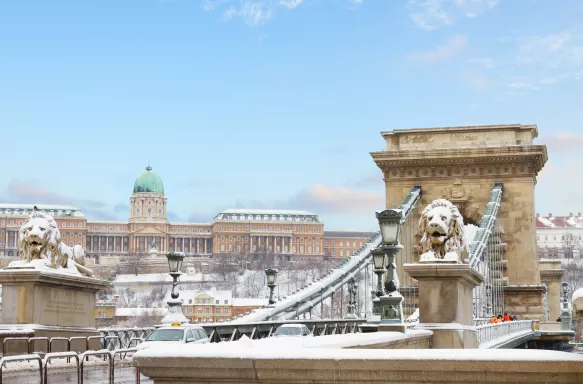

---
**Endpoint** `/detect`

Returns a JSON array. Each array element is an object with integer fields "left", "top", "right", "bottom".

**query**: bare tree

[
  {"left": 117, "top": 286, "right": 139, "bottom": 308},
  {"left": 561, "top": 260, "right": 583, "bottom": 294}
]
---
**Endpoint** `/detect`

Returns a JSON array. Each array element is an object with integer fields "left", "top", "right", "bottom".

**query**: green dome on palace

[{"left": 133, "top": 165, "right": 164, "bottom": 194}]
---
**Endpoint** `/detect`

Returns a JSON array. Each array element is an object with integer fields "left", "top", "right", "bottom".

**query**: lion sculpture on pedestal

[
  {"left": 418, "top": 199, "right": 475, "bottom": 263},
  {"left": 8, "top": 207, "right": 93, "bottom": 277}
]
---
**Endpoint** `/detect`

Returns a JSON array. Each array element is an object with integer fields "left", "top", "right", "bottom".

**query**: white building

[{"left": 536, "top": 213, "right": 583, "bottom": 259}]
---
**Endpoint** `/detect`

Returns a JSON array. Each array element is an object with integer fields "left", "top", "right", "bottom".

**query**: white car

[
  {"left": 135, "top": 325, "right": 210, "bottom": 351},
  {"left": 273, "top": 324, "right": 313, "bottom": 337}
]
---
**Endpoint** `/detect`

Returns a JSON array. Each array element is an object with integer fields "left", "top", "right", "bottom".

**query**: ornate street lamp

[
  {"left": 265, "top": 268, "right": 278, "bottom": 307},
  {"left": 560, "top": 282, "right": 572, "bottom": 331},
  {"left": 345, "top": 278, "right": 357, "bottom": 319},
  {"left": 373, "top": 209, "right": 405, "bottom": 327},
  {"left": 485, "top": 284, "right": 493, "bottom": 318},
  {"left": 376, "top": 209, "right": 403, "bottom": 246},
  {"left": 371, "top": 248, "right": 386, "bottom": 297},
  {"left": 161, "top": 252, "right": 189, "bottom": 325}
]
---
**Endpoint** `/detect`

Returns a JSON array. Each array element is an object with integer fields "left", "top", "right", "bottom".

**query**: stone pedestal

[
  {"left": 0, "top": 269, "right": 110, "bottom": 343},
  {"left": 504, "top": 285, "right": 546, "bottom": 321},
  {"left": 539, "top": 260, "right": 564, "bottom": 321},
  {"left": 403, "top": 263, "right": 483, "bottom": 349}
]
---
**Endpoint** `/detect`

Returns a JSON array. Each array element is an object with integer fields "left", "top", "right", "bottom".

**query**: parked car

[
  {"left": 135, "top": 325, "right": 209, "bottom": 351},
  {"left": 273, "top": 324, "right": 313, "bottom": 337}
]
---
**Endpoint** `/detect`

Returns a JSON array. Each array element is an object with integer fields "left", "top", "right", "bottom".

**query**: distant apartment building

[
  {"left": 0, "top": 165, "right": 372, "bottom": 263},
  {"left": 323, "top": 231, "right": 375, "bottom": 259},
  {"left": 97, "top": 289, "right": 267, "bottom": 325},
  {"left": 536, "top": 213, "right": 583, "bottom": 259}
]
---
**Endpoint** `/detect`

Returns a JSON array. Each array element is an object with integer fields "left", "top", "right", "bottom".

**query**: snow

[
  {"left": 572, "top": 287, "right": 583, "bottom": 301},
  {"left": 220, "top": 208, "right": 316, "bottom": 216},
  {"left": 4, "top": 259, "right": 83, "bottom": 277},
  {"left": 0, "top": 328, "right": 35, "bottom": 336},
  {"left": 231, "top": 298, "right": 268, "bottom": 307},
  {"left": 134, "top": 338, "right": 583, "bottom": 362},
  {"left": 233, "top": 233, "right": 381, "bottom": 323},
  {"left": 538, "top": 217, "right": 556, "bottom": 228},
  {"left": 116, "top": 308, "right": 166, "bottom": 317},
  {"left": 115, "top": 273, "right": 207, "bottom": 284}
]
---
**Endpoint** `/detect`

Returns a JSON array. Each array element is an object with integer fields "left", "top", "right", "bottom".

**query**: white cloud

[
  {"left": 350, "top": 0, "right": 364, "bottom": 3},
  {"left": 507, "top": 81, "right": 538, "bottom": 91},
  {"left": 407, "top": 0, "right": 499, "bottom": 31},
  {"left": 202, "top": 0, "right": 228, "bottom": 11},
  {"left": 223, "top": 6, "right": 237, "bottom": 20},
  {"left": 463, "top": 70, "right": 490, "bottom": 90},
  {"left": 218, "top": 1, "right": 274, "bottom": 26},
  {"left": 511, "top": 29, "right": 583, "bottom": 85},
  {"left": 279, "top": 0, "right": 303, "bottom": 9},
  {"left": 406, "top": 34, "right": 468, "bottom": 64},
  {"left": 239, "top": 1, "right": 273, "bottom": 25},
  {"left": 543, "top": 132, "right": 583, "bottom": 152}
]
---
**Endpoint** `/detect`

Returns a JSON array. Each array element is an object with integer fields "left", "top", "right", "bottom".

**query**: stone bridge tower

[{"left": 371, "top": 124, "right": 548, "bottom": 320}]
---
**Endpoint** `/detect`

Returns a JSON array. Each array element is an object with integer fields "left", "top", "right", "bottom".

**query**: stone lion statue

[
  {"left": 9, "top": 208, "right": 93, "bottom": 277},
  {"left": 418, "top": 199, "right": 469, "bottom": 263}
]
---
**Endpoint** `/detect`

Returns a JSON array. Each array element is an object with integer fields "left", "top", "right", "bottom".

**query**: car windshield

[
  {"left": 145, "top": 329, "right": 184, "bottom": 342},
  {"left": 274, "top": 327, "right": 302, "bottom": 336}
]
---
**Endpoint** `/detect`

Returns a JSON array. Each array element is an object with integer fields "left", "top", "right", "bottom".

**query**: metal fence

[
  {"left": 0, "top": 348, "right": 138, "bottom": 384},
  {"left": 200, "top": 318, "right": 367, "bottom": 342}
]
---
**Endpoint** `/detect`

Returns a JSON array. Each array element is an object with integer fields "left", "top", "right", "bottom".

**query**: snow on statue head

[
  {"left": 8, "top": 207, "right": 93, "bottom": 277},
  {"left": 418, "top": 199, "right": 467, "bottom": 263}
]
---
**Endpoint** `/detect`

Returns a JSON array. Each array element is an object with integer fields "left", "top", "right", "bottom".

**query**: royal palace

[{"left": 0, "top": 166, "right": 373, "bottom": 264}]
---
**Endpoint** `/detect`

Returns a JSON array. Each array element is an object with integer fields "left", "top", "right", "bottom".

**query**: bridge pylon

[{"left": 372, "top": 124, "right": 548, "bottom": 321}]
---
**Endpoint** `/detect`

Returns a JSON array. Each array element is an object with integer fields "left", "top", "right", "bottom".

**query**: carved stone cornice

[
  {"left": 371, "top": 145, "right": 548, "bottom": 177},
  {"left": 504, "top": 285, "right": 547, "bottom": 296},
  {"left": 540, "top": 269, "right": 564, "bottom": 282}
]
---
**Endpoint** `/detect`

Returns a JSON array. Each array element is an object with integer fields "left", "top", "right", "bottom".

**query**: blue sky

[{"left": 0, "top": 0, "right": 582, "bottom": 230}]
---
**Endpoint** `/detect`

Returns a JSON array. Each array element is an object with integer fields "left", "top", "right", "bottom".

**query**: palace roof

[
  {"left": 215, "top": 209, "right": 321, "bottom": 222},
  {"left": 536, "top": 213, "right": 583, "bottom": 229},
  {"left": 0, "top": 203, "right": 85, "bottom": 217}
]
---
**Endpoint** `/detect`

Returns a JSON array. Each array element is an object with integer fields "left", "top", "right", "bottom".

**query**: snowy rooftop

[
  {"left": 0, "top": 203, "right": 85, "bottom": 217},
  {"left": 178, "top": 288, "right": 233, "bottom": 303},
  {"left": 231, "top": 298, "right": 268, "bottom": 307},
  {"left": 116, "top": 307, "right": 166, "bottom": 317},
  {"left": 536, "top": 213, "right": 583, "bottom": 229},
  {"left": 115, "top": 273, "right": 208, "bottom": 284},
  {"left": 215, "top": 209, "right": 320, "bottom": 222}
]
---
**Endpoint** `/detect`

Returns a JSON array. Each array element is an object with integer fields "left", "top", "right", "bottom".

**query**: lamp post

[
  {"left": 160, "top": 252, "right": 189, "bottom": 325},
  {"left": 373, "top": 209, "right": 405, "bottom": 328},
  {"left": 372, "top": 248, "right": 386, "bottom": 297},
  {"left": 265, "top": 268, "right": 278, "bottom": 307},
  {"left": 345, "top": 278, "right": 357, "bottom": 319},
  {"left": 560, "top": 282, "right": 572, "bottom": 331},
  {"left": 485, "top": 284, "right": 493, "bottom": 318}
]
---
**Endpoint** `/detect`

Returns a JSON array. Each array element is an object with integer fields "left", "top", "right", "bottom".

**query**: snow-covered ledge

[{"left": 133, "top": 342, "right": 583, "bottom": 384}]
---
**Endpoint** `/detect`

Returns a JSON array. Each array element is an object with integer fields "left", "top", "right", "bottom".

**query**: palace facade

[{"left": 0, "top": 166, "right": 373, "bottom": 263}]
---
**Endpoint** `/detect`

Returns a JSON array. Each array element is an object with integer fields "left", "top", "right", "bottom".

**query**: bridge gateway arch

[{"left": 371, "top": 124, "right": 548, "bottom": 321}]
